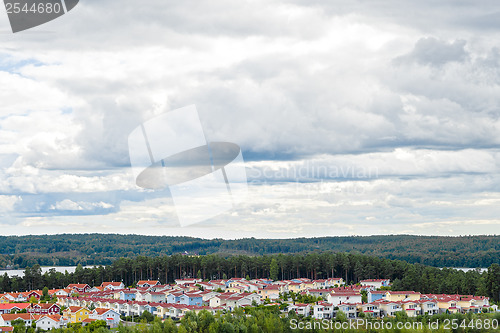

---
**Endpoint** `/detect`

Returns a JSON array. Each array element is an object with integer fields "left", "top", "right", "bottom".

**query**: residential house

[
  {"left": 418, "top": 300, "right": 439, "bottom": 315},
  {"left": 200, "top": 291, "right": 220, "bottom": 304},
  {"left": 28, "top": 303, "right": 61, "bottom": 315},
  {"left": 286, "top": 283, "right": 304, "bottom": 293},
  {"left": 131, "top": 302, "right": 148, "bottom": 317},
  {"left": 0, "top": 314, "right": 41, "bottom": 327},
  {"left": 67, "top": 284, "right": 91, "bottom": 294},
  {"left": 376, "top": 301, "right": 403, "bottom": 317},
  {"left": 338, "top": 304, "right": 357, "bottom": 319},
  {"left": 179, "top": 293, "right": 203, "bottom": 306},
  {"left": 401, "top": 301, "right": 421, "bottom": 317},
  {"left": 288, "top": 303, "right": 311, "bottom": 317},
  {"left": 359, "top": 303, "right": 380, "bottom": 318},
  {"left": 101, "top": 282, "right": 125, "bottom": 291},
  {"left": 26, "top": 290, "right": 43, "bottom": 301},
  {"left": 196, "top": 282, "right": 216, "bottom": 291},
  {"left": 2, "top": 293, "right": 27, "bottom": 303},
  {"left": 166, "top": 291, "right": 184, "bottom": 304},
  {"left": 360, "top": 279, "right": 391, "bottom": 289},
  {"left": 136, "top": 281, "right": 160, "bottom": 288},
  {"left": 175, "top": 279, "right": 202, "bottom": 286},
  {"left": 53, "top": 289, "right": 72, "bottom": 297},
  {"left": 368, "top": 290, "right": 387, "bottom": 303},
  {"left": 225, "top": 293, "right": 261, "bottom": 310},
  {"left": 63, "top": 306, "right": 90, "bottom": 323},
  {"left": 307, "top": 289, "right": 334, "bottom": 299},
  {"left": 312, "top": 302, "right": 334, "bottom": 319},
  {"left": 89, "top": 308, "right": 121, "bottom": 327},
  {"left": 119, "top": 290, "right": 136, "bottom": 301},
  {"left": 226, "top": 285, "right": 246, "bottom": 293},
  {"left": 312, "top": 278, "right": 344, "bottom": 289},
  {"left": 327, "top": 292, "right": 362, "bottom": 306},
  {"left": 149, "top": 284, "right": 171, "bottom": 292},
  {"left": 258, "top": 285, "right": 280, "bottom": 300},
  {"left": 35, "top": 315, "right": 66, "bottom": 330},
  {"left": 0, "top": 304, "right": 30, "bottom": 315},
  {"left": 385, "top": 291, "right": 421, "bottom": 302},
  {"left": 144, "top": 292, "right": 166, "bottom": 303}
]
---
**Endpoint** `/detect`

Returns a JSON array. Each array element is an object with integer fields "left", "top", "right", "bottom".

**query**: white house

[
  {"left": 360, "top": 279, "right": 390, "bottom": 289},
  {"left": 101, "top": 282, "right": 125, "bottom": 291},
  {"left": 338, "top": 304, "right": 357, "bottom": 319},
  {"left": 327, "top": 292, "right": 362, "bottom": 306},
  {"left": 89, "top": 308, "right": 121, "bottom": 327},
  {"left": 35, "top": 315, "right": 66, "bottom": 330},
  {"left": 144, "top": 292, "right": 166, "bottom": 303},
  {"left": 360, "top": 303, "right": 380, "bottom": 317},
  {"left": 312, "top": 302, "right": 334, "bottom": 319},
  {"left": 0, "top": 314, "right": 38, "bottom": 327},
  {"left": 288, "top": 303, "right": 311, "bottom": 317}
]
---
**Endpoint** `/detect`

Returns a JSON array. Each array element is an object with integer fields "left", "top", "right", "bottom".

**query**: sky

[{"left": 1, "top": 0, "right": 500, "bottom": 238}]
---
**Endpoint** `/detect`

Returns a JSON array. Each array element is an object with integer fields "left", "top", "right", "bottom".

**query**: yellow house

[
  {"left": 401, "top": 301, "right": 420, "bottom": 317},
  {"left": 436, "top": 299, "right": 460, "bottom": 314},
  {"left": 257, "top": 285, "right": 280, "bottom": 300},
  {"left": 300, "top": 282, "right": 314, "bottom": 290},
  {"left": 385, "top": 291, "right": 421, "bottom": 302},
  {"left": 456, "top": 296, "right": 488, "bottom": 313},
  {"left": 433, "top": 295, "right": 488, "bottom": 314},
  {"left": 63, "top": 306, "right": 90, "bottom": 323},
  {"left": 0, "top": 295, "right": 9, "bottom": 304},
  {"left": 226, "top": 286, "right": 245, "bottom": 293},
  {"left": 287, "top": 283, "right": 303, "bottom": 293}
]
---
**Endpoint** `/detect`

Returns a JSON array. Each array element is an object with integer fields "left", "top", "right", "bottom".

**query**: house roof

[
  {"left": 67, "top": 284, "right": 89, "bottom": 289},
  {"left": 0, "top": 314, "right": 41, "bottom": 321},
  {"left": 36, "top": 315, "right": 62, "bottom": 322},
  {"left": 329, "top": 292, "right": 361, "bottom": 296},
  {"left": 30, "top": 303, "right": 59, "bottom": 310},
  {"left": 67, "top": 306, "right": 88, "bottom": 312},
  {"left": 82, "top": 318, "right": 96, "bottom": 323},
  {"left": 360, "top": 279, "right": 389, "bottom": 282},
  {"left": 137, "top": 281, "right": 159, "bottom": 286},
  {"left": 101, "top": 282, "right": 123, "bottom": 287},
  {"left": 93, "top": 308, "right": 113, "bottom": 315},
  {"left": 388, "top": 291, "right": 420, "bottom": 295},
  {"left": 0, "top": 304, "right": 30, "bottom": 310}
]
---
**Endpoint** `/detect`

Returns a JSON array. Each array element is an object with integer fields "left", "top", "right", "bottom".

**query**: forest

[
  {"left": 0, "top": 234, "right": 498, "bottom": 269},
  {"left": 1, "top": 252, "right": 499, "bottom": 303}
]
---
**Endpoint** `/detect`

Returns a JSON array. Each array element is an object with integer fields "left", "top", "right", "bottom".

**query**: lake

[{"left": 0, "top": 266, "right": 99, "bottom": 278}]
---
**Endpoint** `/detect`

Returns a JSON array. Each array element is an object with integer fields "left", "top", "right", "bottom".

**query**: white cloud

[{"left": 1, "top": 0, "right": 500, "bottom": 237}]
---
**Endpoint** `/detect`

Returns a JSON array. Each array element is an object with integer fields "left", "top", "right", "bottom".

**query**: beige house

[{"left": 385, "top": 291, "right": 421, "bottom": 302}]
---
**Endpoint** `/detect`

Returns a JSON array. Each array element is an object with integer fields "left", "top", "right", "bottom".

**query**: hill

[{"left": 0, "top": 234, "right": 498, "bottom": 269}]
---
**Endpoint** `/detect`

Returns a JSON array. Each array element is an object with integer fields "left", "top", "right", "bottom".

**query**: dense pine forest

[
  {"left": 0, "top": 234, "right": 498, "bottom": 269},
  {"left": 1, "top": 253, "right": 499, "bottom": 303}
]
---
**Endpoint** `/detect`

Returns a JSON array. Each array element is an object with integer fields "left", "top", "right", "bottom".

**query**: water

[
  {"left": 0, "top": 266, "right": 98, "bottom": 278},
  {"left": 450, "top": 267, "right": 488, "bottom": 273}
]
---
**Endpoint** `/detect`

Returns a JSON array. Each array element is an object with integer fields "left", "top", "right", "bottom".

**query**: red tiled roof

[
  {"left": 360, "top": 279, "right": 389, "bottom": 282},
  {"left": 37, "top": 315, "right": 62, "bottom": 322},
  {"left": 0, "top": 314, "right": 41, "bottom": 321}
]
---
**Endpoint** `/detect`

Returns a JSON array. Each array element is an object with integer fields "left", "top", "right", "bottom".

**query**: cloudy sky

[{"left": 1, "top": 0, "right": 500, "bottom": 238}]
